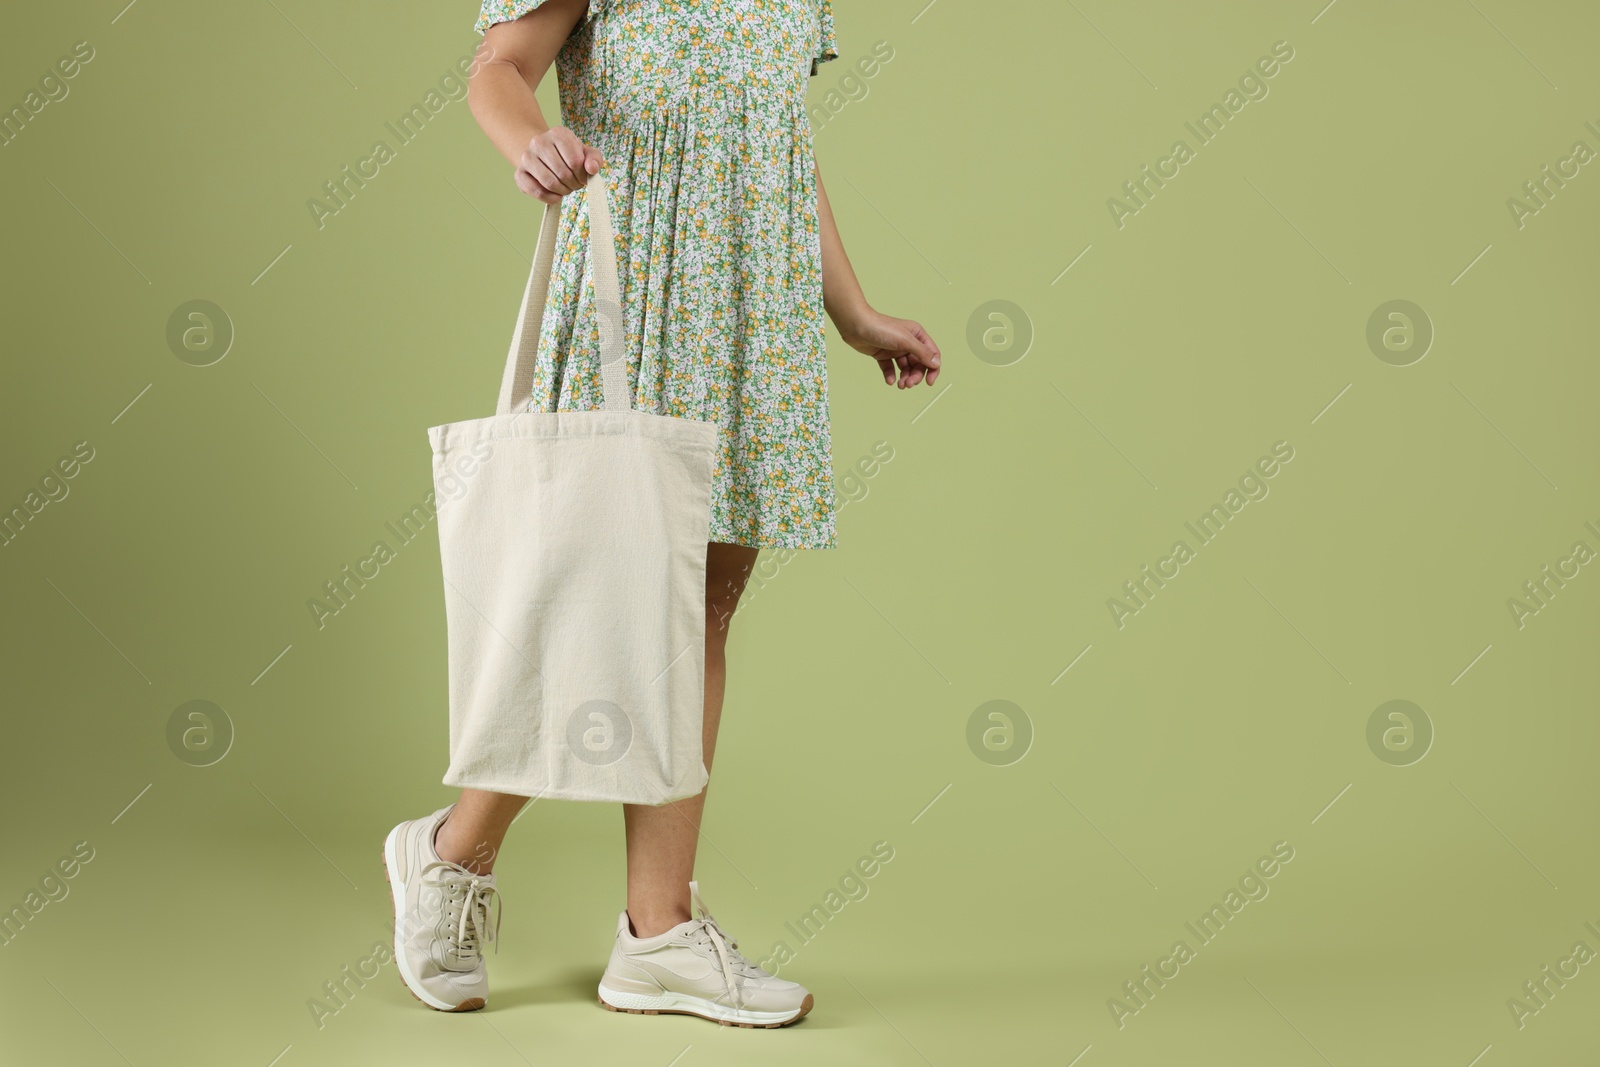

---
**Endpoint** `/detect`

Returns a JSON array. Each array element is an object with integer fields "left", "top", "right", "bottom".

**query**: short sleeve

[
  {"left": 809, "top": 0, "right": 839, "bottom": 77},
  {"left": 476, "top": 0, "right": 599, "bottom": 36}
]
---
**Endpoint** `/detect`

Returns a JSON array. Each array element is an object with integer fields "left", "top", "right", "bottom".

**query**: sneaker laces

[
  {"left": 420, "top": 859, "right": 501, "bottom": 966},
  {"left": 685, "top": 880, "right": 765, "bottom": 1009}
]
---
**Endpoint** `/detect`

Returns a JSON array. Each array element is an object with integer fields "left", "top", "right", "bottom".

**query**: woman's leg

[
  {"left": 434, "top": 789, "right": 528, "bottom": 875},
  {"left": 622, "top": 541, "right": 758, "bottom": 937},
  {"left": 431, "top": 542, "right": 756, "bottom": 893}
]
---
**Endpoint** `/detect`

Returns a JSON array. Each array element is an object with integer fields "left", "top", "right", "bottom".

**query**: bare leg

[
  {"left": 622, "top": 541, "right": 758, "bottom": 937},
  {"left": 434, "top": 788, "right": 528, "bottom": 875},
  {"left": 431, "top": 542, "right": 756, "bottom": 893}
]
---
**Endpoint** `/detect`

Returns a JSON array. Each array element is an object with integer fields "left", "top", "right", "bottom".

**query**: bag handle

[{"left": 495, "top": 170, "right": 630, "bottom": 416}]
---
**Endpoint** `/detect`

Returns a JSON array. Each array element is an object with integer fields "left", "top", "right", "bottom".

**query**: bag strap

[{"left": 495, "top": 170, "right": 630, "bottom": 415}]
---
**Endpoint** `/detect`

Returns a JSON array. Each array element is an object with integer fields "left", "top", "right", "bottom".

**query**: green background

[{"left": 4, "top": 0, "right": 1599, "bottom": 1064}]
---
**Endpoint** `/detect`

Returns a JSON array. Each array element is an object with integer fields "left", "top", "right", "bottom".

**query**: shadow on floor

[{"left": 487, "top": 967, "right": 603, "bottom": 1010}]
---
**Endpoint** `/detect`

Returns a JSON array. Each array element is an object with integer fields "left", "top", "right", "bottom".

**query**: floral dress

[{"left": 475, "top": 0, "right": 840, "bottom": 550}]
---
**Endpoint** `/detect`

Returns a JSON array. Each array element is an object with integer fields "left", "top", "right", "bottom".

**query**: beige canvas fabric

[{"left": 430, "top": 172, "right": 717, "bottom": 804}]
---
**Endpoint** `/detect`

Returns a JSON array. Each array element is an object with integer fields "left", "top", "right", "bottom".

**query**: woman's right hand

[{"left": 515, "top": 127, "right": 605, "bottom": 204}]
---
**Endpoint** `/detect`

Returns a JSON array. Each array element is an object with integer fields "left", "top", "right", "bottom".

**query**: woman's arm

[
  {"left": 467, "top": 0, "right": 603, "bottom": 204},
  {"left": 816, "top": 162, "right": 942, "bottom": 389}
]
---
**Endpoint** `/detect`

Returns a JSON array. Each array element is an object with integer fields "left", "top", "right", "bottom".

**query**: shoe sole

[
  {"left": 597, "top": 984, "right": 813, "bottom": 1028},
  {"left": 381, "top": 829, "right": 486, "bottom": 1013}
]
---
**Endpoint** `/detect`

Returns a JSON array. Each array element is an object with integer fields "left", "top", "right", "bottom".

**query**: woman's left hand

[{"left": 838, "top": 307, "right": 942, "bottom": 389}]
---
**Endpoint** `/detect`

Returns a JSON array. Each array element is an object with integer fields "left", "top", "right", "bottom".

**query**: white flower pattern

[{"left": 476, "top": 0, "right": 840, "bottom": 548}]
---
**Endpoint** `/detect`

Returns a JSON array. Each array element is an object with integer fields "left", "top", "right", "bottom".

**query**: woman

[{"left": 384, "top": 0, "right": 941, "bottom": 1027}]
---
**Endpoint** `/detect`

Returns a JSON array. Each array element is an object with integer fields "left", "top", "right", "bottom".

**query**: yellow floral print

[{"left": 477, "top": 0, "right": 840, "bottom": 549}]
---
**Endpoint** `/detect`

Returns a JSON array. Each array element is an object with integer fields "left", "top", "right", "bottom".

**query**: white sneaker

[
  {"left": 382, "top": 805, "right": 502, "bottom": 1012},
  {"left": 598, "top": 880, "right": 813, "bottom": 1027}
]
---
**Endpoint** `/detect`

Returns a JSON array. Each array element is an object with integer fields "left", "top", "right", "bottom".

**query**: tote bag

[{"left": 429, "top": 170, "right": 717, "bottom": 805}]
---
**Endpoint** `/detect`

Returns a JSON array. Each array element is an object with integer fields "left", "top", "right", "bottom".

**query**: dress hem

[{"left": 712, "top": 533, "right": 837, "bottom": 551}]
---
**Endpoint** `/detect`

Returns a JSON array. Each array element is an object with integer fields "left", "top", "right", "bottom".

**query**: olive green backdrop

[{"left": 3, "top": 1, "right": 1598, "bottom": 1064}]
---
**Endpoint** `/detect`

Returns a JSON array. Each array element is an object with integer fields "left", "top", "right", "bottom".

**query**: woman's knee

[{"left": 705, "top": 542, "right": 758, "bottom": 633}]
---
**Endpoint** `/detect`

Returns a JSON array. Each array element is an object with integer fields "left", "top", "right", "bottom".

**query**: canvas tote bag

[{"left": 429, "top": 170, "right": 717, "bottom": 805}]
